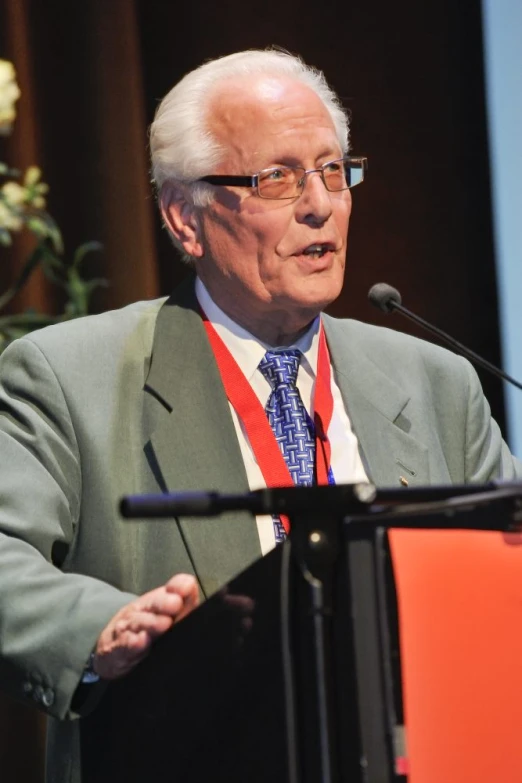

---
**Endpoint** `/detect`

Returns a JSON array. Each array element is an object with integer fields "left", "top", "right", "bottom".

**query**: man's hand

[{"left": 93, "top": 573, "right": 199, "bottom": 680}]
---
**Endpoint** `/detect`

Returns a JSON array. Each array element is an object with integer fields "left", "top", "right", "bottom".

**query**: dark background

[{"left": 0, "top": 0, "right": 505, "bottom": 779}]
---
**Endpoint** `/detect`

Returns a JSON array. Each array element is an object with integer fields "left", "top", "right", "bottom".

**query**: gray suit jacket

[{"left": 0, "top": 277, "right": 520, "bottom": 781}]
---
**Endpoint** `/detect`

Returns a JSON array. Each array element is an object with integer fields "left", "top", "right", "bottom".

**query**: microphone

[{"left": 368, "top": 282, "right": 522, "bottom": 391}]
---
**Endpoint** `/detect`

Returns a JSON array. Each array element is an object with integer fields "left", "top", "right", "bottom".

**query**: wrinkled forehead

[
  {"left": 209, "top": 72, "right": 312, "bottom": 104},
  {"left": 206, "top": 75, "right": 339, "bottom": 169}
]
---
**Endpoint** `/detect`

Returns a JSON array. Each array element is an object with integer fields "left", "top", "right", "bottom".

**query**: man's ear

[{"left": 160, "top": 182, "right": 204, "bottom": 258}]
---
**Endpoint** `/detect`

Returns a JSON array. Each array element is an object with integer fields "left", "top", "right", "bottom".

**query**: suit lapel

[
  {"left": 143, "top": 287, "right": 430, "bottom": 592},
  {"left": 144, "top": 277, "right": 261, "bottom": 596},
  {"left": 323, "top": 315, "right": 430, "bottom": 487}
]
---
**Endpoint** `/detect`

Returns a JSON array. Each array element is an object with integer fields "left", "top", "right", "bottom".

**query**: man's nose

[{"left": 295, "top": 170, "right": 333, "bottom": 225}]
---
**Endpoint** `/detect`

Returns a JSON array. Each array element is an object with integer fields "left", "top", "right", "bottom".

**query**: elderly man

[{"left": 0, "top": 49, "right": 520, "bottom": 781}]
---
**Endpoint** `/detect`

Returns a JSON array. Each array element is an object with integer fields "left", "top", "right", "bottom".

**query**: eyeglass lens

[{"left": 257, "top": 159, "right": 365, "bottom": 199}]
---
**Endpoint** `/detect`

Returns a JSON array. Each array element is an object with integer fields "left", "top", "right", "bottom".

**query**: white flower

[
  {"left": 1, "top": 167, "right": 49, "bottom": 213},
  {"left": 23, "top": 166, "right": 48, "bottom": 209},
  {"left": 25, "top": 165, "right": 43, "bottom": 186},
  {"left": 0, "top": 60, "right": 21, "bottom": 135},
  {"left": 0, "top": 200, "right": 23, "bottom": 233},
  {"left": 2, "top": 181, "right": 26, "bottom": 207}
]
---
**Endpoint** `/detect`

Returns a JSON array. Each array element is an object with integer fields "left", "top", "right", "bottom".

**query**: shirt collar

[{"left": 195, "top": 277, "right": 320, "bottom": 382}]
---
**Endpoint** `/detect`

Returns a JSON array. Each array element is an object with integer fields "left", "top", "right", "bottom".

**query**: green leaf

[
  {"left": 24, "top": 211, "right": 63, "bottom": 253},
  {"left": 83, "top": 277, "right": 109, "bottom": 292},
  {"left": 0, "top": 243, "right": 49, "bottom": 311},
  {"left": 71, "top": 240, "right": 103, "bottom": 269},
  {"left": 25, "top": 215, "right": 50, "bottom": 237},
  {"left": 0, "top": 218, "right": 106, "bottom": 354},
  {"left": 0, "top": 312, "right": 57, "bottom": 329},
  {"left": 0, "top": 228, "right": 12, "bottom": 246},
  {"left": 0, "top": 163, "right": 20, "bottom": 178}
]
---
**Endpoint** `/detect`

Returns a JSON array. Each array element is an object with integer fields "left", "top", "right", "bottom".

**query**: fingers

[
  {"left": 111, "top": 610, "right": 174, "bottom": 639},
  {"left": 166, "top": 573, "right": 198, "bottom": 595},
  {"left": 94, "top": 623, "right": 152, "bottom": 680},
  {"left": 136, "top": 589, "right": 185, "bottom": 618},
  {"left": 93, "top": 573, "right": 200, "bottom": 680},
  {"left": 165, "top": 573, "right": 199, "bottom": 620}
]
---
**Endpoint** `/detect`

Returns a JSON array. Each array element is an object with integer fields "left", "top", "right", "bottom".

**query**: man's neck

[
  {"left": 231, "top": 314, "right": 312, "bottom": 347},
  {"left": 195, "top": 278, "right": 318, "bottom": 348}
]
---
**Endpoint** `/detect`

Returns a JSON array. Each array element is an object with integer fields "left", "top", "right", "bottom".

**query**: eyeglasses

[{"left": 197, "top": 156, "right": 368, "bottom": 200}]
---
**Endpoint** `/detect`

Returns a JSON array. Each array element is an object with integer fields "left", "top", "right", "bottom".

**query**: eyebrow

[{"left": 257, "top": 150, "right": 342, "bottom": 169}]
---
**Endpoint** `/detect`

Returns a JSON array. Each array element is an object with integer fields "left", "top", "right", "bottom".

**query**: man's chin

[
  {"left": 273, "top": 294, "right": 341, "bottom": 328},
  {"left": 288, "top": 273, "right": 344, "bottom": 312}
]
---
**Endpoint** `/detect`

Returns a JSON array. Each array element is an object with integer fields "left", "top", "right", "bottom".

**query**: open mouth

[{"left": 300, "top": 243, "right": 335, "bottom": 259}]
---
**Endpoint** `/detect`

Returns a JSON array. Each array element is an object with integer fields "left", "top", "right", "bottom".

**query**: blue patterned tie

[{"left": 259, "top": 350, "right": 316, "bottom": 542}]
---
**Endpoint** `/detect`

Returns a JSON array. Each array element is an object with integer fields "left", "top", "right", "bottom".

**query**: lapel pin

[{"left": 399, "top": 475, "right": 409, "bottom": 487}]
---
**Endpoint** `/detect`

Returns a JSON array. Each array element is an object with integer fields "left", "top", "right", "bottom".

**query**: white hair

[{"left": 149, "top": 48, "right": 350, "bottom": 259}]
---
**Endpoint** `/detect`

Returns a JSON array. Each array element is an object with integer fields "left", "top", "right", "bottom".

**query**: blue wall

[{"left": 482, "top": 1, "right": 522, "bottom": 455}]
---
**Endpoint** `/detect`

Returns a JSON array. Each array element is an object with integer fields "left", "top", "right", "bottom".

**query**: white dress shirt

[{"left": 196, "top": 278, "right": 369, "bottom": 554}]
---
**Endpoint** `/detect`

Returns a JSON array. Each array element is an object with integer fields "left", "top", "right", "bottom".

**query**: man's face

[{"left": 170, "top": 76, "right": 352, "bottom": 342}]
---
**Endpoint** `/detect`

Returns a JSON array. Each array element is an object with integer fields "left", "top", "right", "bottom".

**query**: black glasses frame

[{"left": 196, "top": 156, "right": 368, "bottom": 199}]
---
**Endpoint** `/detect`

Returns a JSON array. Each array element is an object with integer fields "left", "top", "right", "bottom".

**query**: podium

[{"left": 80, "top": 483, "right": 522, "bottom": 782}]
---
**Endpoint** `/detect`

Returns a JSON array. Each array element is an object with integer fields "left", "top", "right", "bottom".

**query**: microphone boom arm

[
  {"left": 368, "top": 282, "right": 522, "bottom": 392},
  {"left": 390, "top": 300, "right": 522, "bottom": 391}
]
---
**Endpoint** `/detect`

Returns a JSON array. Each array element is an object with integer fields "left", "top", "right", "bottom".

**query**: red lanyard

[{"left": 202, "top": 315, "right": 334, "bottom": 533}]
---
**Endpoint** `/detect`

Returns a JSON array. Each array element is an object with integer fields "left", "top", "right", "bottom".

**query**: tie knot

[{"left": 259, "top": 349, "right": 301, "bottom": 390}]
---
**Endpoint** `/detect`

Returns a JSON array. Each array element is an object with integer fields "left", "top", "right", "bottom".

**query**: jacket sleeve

[
  {"left": 462, "top": 357, "right": 522, "bottom": 482},
  {"left": 0, "top": 338, "right": 136, "bottom": 720}
]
